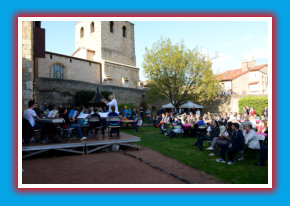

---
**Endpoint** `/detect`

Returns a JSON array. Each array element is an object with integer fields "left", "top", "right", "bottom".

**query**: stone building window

[
  {"left": 52, "top": 64, "right": 64, "bottom": 79},
  {"left": 122, "top": 26, "right": 126, "bottom": 37},
  {"left": 110, "top": 21, "right": 114, "bottom": 33},
  {"left": 80, "top": 27, "right": 84, "bottom": 38},
  {"left": 90, "top": 22, "right": 94, "bottom": 33},
  {"left": 122, "top": 77, "right": 129, "bottom": 87}
]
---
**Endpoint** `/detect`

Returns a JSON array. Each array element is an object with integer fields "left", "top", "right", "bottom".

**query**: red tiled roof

[
  {"left": 248, "top": 81, "right": 259, "bottom": 85},
  {"left": 217, "top": 64, "right": 268, "bottom": 81},
  {"left": 216, "top": 68, "right": 249, "bottom": 81},
  {"left": 250, "top": 64, "right": 268, "bottom": 71}
]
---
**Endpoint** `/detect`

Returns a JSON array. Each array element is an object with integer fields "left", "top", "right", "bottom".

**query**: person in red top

[{"left": 249, "top": 107, "right": 255, "bottom": 116}]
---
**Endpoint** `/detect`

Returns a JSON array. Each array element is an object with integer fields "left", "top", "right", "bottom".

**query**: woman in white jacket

[{"left": 243, "top": 124, "right": 260, "bottom": 150}]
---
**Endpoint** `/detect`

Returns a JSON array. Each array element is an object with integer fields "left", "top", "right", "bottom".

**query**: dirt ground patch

[{"left": 22, "top": 146, "right": 223, "bottom": 184}]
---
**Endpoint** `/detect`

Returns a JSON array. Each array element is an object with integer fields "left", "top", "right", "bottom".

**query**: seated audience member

[
  {"left": 194, "top": 120, "right": 220, "bottom": 151},
  {"left": 160, "top": 113, "right": 171, "bottom": 135},
  {"left": 243, "top": 124, "right": 260, "bottom": 148},
  {"left": 108, "top": 105, "right": 120, "bottom": 137},
  {"left": 258, "top": 120, "right": 268, "bottom": 133},
  {"left": 59, "top": 108, "right": 87, "bottom": 140},
  {"left": 254, "top": 137, "right": 268, "bottom": 166},
  {"left": 33, "top": 103, "right": 43, "bottom": 117},
  {"left": 77, "top": 106, "right": 89, "bottom": 127},
  {"left": 249, "top": 116, "right": 257, "bottom": 129},
  {"left": 208, "top": 121, "right": 233, "bottom": 156},
  {"left": 168, "top": 118, "right": 183, "bottom": 137},
  {"left": 134, "top": 114, "right": 143, "bottom": 132},
  {"left": 206, "top": 121, "right": 226, "bottom": 151},
  {"left": 156, "top": 113, "right": 165, "bottom": 128},
  {"left": 196, "top": 117, "right": 205, "bottom": 126},
  {"left": 255, "top": 114, "right": 261, "bottom": 120},
  {"left": 216, "top": 123, "right": 245, "bottom": 165},
  {"left": 23, "top": 100, "right": 47, "bottom": 143}
]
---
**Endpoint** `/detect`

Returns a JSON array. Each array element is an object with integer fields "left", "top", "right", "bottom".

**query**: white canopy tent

[
  {"left": 180, "top": 101, "right": 203, "bottom": 109},
  {"left": 162, "top": 101, "right": 203, "bottom": 109},
  {"left": 162, "top": 103, "right": 175, "bottom": 109}
]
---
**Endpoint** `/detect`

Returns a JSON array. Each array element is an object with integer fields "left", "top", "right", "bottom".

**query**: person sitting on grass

[
  {"left": 108, "top": 105, "right": 120, "bottom": 137},
  {"left": 216, "top": 123, "right": 245, "bottom": 165},
  {"left": 194, "top": 120, "right": 220, "bottom": 151}
]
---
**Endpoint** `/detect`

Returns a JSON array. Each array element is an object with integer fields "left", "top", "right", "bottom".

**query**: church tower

[{"left": 73, "top": 21, "right": 139, "bottom": 88}]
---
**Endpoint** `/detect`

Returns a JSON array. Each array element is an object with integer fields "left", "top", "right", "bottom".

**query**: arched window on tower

[
  {"left": 80, "top": 27, "right": 84, "bottom": 38},
  {"left": 90, "top": 22, "right": 94, "bottom": 33},
  {"left": 122, "top": 26, "right": 127, "bottom": 37},
  {"left": 110, "top": 21, "right": 114, "bottom": 33},
  {"left": 52, "top": 64, "right": 64, "bottom": 79}
]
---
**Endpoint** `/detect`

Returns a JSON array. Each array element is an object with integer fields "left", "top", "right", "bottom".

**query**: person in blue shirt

[
  {"left": 108, "top": 106, "right": 120, "bottom": 137},
  {"left": 196, "top": 117, "right": 205, "bottom": 126},
  {"left": 123, "top": 106, "right": 132, "bottom": 119}
]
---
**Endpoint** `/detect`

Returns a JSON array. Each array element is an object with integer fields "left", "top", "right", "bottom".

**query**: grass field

[{"left": 122, "top": 125, "right": 268, "bottom": 184}]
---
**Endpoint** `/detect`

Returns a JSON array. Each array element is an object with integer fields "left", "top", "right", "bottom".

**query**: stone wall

[
  {"left": 34, "top": 77, "right": 144, "bottom": 106},
  {"left": 22, "top": 21, "right": 34, "bottom": 109},
  {"left": 104, "top": 61, "right": 139, "bottom": 88},
  {"left": 200, "top": 95, "right": 241, "bottom": 114}
]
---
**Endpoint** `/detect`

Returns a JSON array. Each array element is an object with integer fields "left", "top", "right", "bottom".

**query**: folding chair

[
  {"left": 172, "top": 125, "right": 183, "bottom": 138},
  {"left": 108, "top": 116, "right": 121, "bottom": 139},
  {"left": 88, "top": 116, "right": 102, "bottom": 138}
]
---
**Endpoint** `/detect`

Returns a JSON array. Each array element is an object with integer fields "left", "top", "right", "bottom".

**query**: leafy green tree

[{"left": 143, "top": 37, "right": 220, "bottom": 109}]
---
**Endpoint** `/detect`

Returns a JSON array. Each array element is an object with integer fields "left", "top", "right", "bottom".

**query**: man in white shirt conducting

[{"left": 102, "top": 94, "right": 119, "bottom": 114}]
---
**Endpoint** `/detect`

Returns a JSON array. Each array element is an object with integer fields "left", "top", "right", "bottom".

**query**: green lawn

[{"left": 121, "top": 125, "right": 268, "bottom": 184}]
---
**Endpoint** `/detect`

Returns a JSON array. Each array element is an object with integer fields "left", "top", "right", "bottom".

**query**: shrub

[
  {"left": 238, "top": 96, "right": 268, "bottom": 116},
  {"left": 75, "top": 90, "right": 95, "bottom": 106},
  {"left": 119, "top": 103, "right": 136, "bottom": 111}
]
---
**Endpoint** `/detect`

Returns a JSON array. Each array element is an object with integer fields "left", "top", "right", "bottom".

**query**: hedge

[
  {"left": 238, "top": 96, "right": 268, "bottom": 116},
  {"left": 75, "top": 90, "right": 95, "bottom": 106},
  {"left": 119, "top": 103, "right": 136, "bottom": 111}
]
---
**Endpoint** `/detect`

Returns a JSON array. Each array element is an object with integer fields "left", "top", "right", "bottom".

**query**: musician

[{"left": 102, "top": 94, "right": 119, "bottom": 114}]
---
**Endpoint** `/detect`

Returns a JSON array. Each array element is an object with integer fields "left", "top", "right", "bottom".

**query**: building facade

[
  {"left": 37, "top": 52, "right": 102, "bottom": 84},
  {"left": 217, "top": 60, "right": 268, "bottom": 95},
  {"left": 26, "top": 20, "right": 144, "bottom": 106},
  {"left": 72, "top": 21, "right": 140, "bottom": 88}
]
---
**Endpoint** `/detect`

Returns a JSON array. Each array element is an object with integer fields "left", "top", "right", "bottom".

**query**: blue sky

[{"left": 42, "top": 20, "right": 269, "bottom": 80}]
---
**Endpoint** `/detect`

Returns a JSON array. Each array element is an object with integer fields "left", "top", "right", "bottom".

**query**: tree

[{"left": 142, "top": 37, "right": 220, "bottom": 109}]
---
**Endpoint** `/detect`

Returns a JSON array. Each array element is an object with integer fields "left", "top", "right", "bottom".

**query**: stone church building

[{"left": 22, "top": 21, "right": 144, "bottom": 109}]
